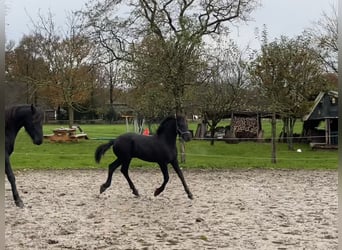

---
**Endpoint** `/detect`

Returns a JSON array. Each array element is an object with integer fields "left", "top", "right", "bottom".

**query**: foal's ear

[{"left": 31, "top": 104, "right": 36, "bottom": 114}]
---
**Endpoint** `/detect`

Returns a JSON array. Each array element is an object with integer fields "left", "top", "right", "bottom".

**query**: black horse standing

[
  {"left": 5, "top": 104, "right": 44, "bottom": 207},
  {"left": 95, "top": 115, "right": 193, "bottom": 199}
]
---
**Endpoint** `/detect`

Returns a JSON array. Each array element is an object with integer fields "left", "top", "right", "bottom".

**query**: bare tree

[
  {"left": 305, "top": 4, "right": 338, "bottom": 73},
  {"left": 32, "top": 11, "right": 96, "bottom": 127},
  {"left": 89, "top": 27, "right": 129, "bottom": 119},
  {"left": 197, "top": 39, "right": 250, "bottom": 145},
  {"left": 96, "top": 56, "right": 125, "bottom": 123}
]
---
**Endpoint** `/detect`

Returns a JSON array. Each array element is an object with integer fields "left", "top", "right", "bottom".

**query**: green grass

[
  {"left": 183, "top": 140, "right": 337, "bottom": 169},
  {"left": 10, "top": 122, "right": 337, "bottom": 171}
]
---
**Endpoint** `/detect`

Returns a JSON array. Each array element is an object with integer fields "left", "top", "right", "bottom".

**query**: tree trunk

[
  {"left": 68, "top": 105, "right": 74, "bottom": 128},
  {"left": 287, "top": 117, "right": 296, "bottom": 151},
  {"left": 280, "top": 118, "right": 287, "bottom": 143},
  {"left": 282, "top": 116, "right": 296, "bottom": 150},
  {"left": 173, "top": 96, "right": 188, "bottom": 162},
  {"left": 207, "top": 119, "right": 219, "bottom": 146},
  {"left": 210, "top": 127, "right": 216, "bottom": 146},
  {"left": 271, "top": 112, "right": 277, "bottom": 164}
]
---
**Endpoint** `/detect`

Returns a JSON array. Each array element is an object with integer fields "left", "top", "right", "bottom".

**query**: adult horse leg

[
  {"left": 120, "top": 160, "right": 139, "bottom": 197},
  {"left": 154, "top": 163, "right": 169, "bottom": 197},
  {"left": 171, "top": 159, "right": 193, "bottom": 199},
  {"left": 100, "top": 159, "right": 121, "bottom": 194},
  {"left": 5, "top": 154, "right": 24, "bottom": 208}
]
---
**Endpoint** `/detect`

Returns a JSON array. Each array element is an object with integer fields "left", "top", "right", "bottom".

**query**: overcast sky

[{"left": 5, "top": 0, "right": 336, "bottom": 50}]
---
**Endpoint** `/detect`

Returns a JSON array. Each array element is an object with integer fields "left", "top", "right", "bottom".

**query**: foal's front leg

[
  {"left": 154, "top": 163, "right": 169, "bottom": 197},
  {"left": 6, "top": 154, "right": 24, "bottom": 208},
  {"left": 171, "top": 159, "right": 193, "bottom": 199}
]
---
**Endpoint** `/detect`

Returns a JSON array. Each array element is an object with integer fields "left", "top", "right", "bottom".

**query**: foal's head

[
  {"left": 176, "top": 115, "right": 191, "bottom": 142},
  {"left": 23, "top": 105, "right": 44, "bottom": 145},
  {"left": 156, "top": 115, "right": 191, "bottom": 141}
]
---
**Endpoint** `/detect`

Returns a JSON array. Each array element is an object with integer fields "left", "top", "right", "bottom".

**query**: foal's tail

[{"left": 95, "top": 140, "right": 115, "bottom": 163}]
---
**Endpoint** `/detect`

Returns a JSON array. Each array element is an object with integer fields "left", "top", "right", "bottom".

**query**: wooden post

[
  {"left": 179, "top": 138, "right": 186, "bottom": 163},
  {"left": 271, "top": 112, "right": 277, "bottom": 164},
  {"left": 125, "top": 116, "right": 129, "bottom": 132},
  {"left": 326, "top": 118, "right": 330, "bottom": 145}
]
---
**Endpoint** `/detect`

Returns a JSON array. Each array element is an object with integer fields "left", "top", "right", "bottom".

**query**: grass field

[{"left": 10, "top": 121, "right": 337, "bottom": 170}]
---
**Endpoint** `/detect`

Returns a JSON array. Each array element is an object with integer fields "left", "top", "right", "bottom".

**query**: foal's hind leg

[
  {"left": 100, "top": 159, "right": 121, "bottom": 194},
  {"left": 154, "top": 163, "right": 169, "bottom": 197},
  {"left": 6, "top": 154, "right": 24, "bottom": 208},
  {"left": 171, "top": 159, "right": 193, "bottom": 199},
  {"left": 120, "top": 161, "right": 139, "bottom": 197}
]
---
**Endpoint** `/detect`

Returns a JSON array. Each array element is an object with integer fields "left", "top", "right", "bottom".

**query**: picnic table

[{"left": 44, "top": 127, "right": 88, "bottom": 142}]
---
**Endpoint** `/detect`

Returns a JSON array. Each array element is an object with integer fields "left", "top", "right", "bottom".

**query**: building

[{"left": 302, "top": 91, "right": 338, "bottom": 149}]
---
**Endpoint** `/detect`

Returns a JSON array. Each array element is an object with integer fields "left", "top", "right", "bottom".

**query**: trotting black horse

[
  {"left": 95, "top": 115, "right": 193, "bottom": 199},
  {"left": 5, "top": 104, "right": 44, "bottom": 207}
]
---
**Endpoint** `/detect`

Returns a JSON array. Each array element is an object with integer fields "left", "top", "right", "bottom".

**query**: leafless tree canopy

[
  {"left": 82, "top": 0, "right": 259, "bottom": 60},
  {"left": 27, "top": 11, "right": 97, "bottom": 126},
  {"left": 305, "top": 5, "right": 338, "bottom": 73}
]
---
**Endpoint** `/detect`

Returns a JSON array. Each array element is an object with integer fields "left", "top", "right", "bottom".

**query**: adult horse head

[
  {"left": 23, "top": 105, "right": 44, "bottom": 145},
  {"left": 5, "top": 104, "right": 44, "bottom": 207},
  {"left": 95, "top": 115, "right": 193, "bottom": 200}
]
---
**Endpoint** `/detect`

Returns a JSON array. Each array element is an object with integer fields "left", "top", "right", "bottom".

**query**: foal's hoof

[
  {"left": 15, "top": 199, "right": 24, "bottom": 208},
  {"left": 132, "top": 190, "right": 140, "bottom": 197},
  {"left": 154, "top": 188, "right": 162, "bottom": 197},
  {"left": 100, "top": 185, "right": 107, "bottom": 194},
  {"left": 188, "top": 193, "right": 194, "bottom": 200}
]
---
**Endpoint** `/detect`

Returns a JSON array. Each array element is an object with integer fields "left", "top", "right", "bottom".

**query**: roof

[{"left": 303, "top": 91, "right": 338, "bottom": 121}]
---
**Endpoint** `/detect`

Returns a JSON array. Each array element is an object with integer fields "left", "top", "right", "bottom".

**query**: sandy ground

[{"left": 5, "top": 169, "right": 337, "bottom": 250}]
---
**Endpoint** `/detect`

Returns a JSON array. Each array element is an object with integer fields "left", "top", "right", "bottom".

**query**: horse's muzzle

[
  {"left": 181, "top": 131, "right": 192, "bottom": 142},
  {"left": 33, "top": 138, "right": 43, "bottom": 145}
]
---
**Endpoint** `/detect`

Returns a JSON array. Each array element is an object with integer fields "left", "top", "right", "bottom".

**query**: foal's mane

[{"left": 156, "top": 116, "right": 176, "bottom": 136}]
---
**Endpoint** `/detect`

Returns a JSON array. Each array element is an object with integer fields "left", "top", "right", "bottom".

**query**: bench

[
  {"left": 44, "top": 128, "right": 88, "bottom": 142},
  {"left": 69, "top": 133, "right": 89, "bottom": 140}
]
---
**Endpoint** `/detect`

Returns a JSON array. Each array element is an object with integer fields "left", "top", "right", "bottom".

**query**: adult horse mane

[
  {"left": 5, "top": 104, "right": 44, "bottom": 207},
  {"left": 95, "top": 115, "right": 193, "bottom": 199}
]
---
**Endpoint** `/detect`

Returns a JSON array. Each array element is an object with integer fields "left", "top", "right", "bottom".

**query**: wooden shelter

[
  {"left": 194, "top": 111, "right": 265, "bottom": 142},
  {"left": 228, "top": 112, "right": 264, "bottom": 141},
  {"left": 302, "top": 91, "right": 338, "bottom": 149}
]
